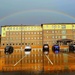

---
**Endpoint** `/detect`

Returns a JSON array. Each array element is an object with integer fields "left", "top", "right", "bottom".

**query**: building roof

[
  {"left": 42, "top": 23, "right": 75, "bottom": 25},
  {"left": 1, "top": 24, "right": 41, "bottom": 27},
  {"left": 1, "top": 23, "right": 75, "bottom": 27}
]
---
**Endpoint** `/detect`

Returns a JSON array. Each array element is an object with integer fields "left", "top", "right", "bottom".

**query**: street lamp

[
  {"left": 69, "top": 43, "right": 75, "bottom": 53},
  {"left": 43, "top": 44, "right": 49, "bottom": 55},
  {"left": 52, "top": 44, "right": 60, "bottom": 54},
  {"left": 4, "top": 46, "right": 14, "bottom": 55},
  {"left": 24, "top": 45, "right": 31, "bottom": 55}
]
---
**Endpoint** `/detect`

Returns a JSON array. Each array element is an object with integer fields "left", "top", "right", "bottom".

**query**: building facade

[
  {"left": 1, "top": 23, "right": 75, "bottom": 47},
  {"left": 1, "top": 25, "right": 43, "bottom": 47},
  {"left": 43, "top": 23, "right": 75, "bottom": 45}
]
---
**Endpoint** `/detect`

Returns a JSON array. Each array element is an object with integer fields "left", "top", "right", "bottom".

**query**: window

[
  {"left": 72, "top": 29, "right": 75, "bottom": 32},
  {"left": 7, "top": 28, "right": 9, "bottom": 30},
  {"left": 3, "top": 33, "right": 5, "bottom": 35},
  {"left": 7, "top": 38, "right": 8, "bottom": 40},
  {"left": 58, "top": 25, "right": 61, "bottom": 28},
  {"left": 10, "top": 27, "right": 12, "bottom": 30},
  {"left": 16, "top": 27, "right": 18, "bottom": 30},
  {"left": 35, "top": 54, "right": 36, "bottom": 57},
  {"left": 16, "top": 38, "right": 18, "bottom": 40},
  {"left": 52, "top": 25, "right": 56, "bottom": 28},
  {"left": 22, "top": 27, "right": 24, "bottom": 30},
  {"left": 35, "top": 60, "right": 37, "bottom": 63},
  {"left": 41, "top": 60, "right": 43, "bottom": 62},
  {"left": 37, "top": 37, "right": 39, "bottom": 39},
  {"left": 55, "top": 36, "right": 57, "bottom": 38},
  {"left": 62, "top": 25, "right": 66, "bottom": 29},
  {"left": 34, "top": 32, "right": 36, "bottom": 34},
  {"left": 62, "top": 30, "right": 66, "bottom": 34},
  {"left": 73, "top": 25, "right": 74, "bottom": 27},
  {"left": 47, "top": 31, "right": 48, "bottom": 33},
  {"left": 19, "top": 32, "right": 21, "bottom": 34},
  {"left": 13, "top": 32, "right": 15, "bottom": 34},
  {"left": 32, "top": 60, "right": 33, "bottom": 63},
  {"left": 62, "top": 36, "right": 66, "bottom": 39},
  {"left": 28, "top": 37, "right": 30, "bottom": 39},
  {"left": 10, "top": 32, "right": 12, "bottom": 34},
  {"left": 58, "top": 36, "right": 60, "bottom": 38},
  {"left": 7, "top": 32, "right": 9, "bottom": 35},
  {"left": 31, "top": 32, "right": 33, "bottom": 34},
  {"left": 58, "top": 31, "right": 60, "bottom": 33},
  {"left": 25, "top": 38, "right": 27, "bottom": 39},
  {"left": 25, "top": 32, "right": 27, "bottom": 34},
  {"left": 34, "top": 37, "right": 36, "bottom": 39},
  {"left": 28, "top": 43, "right": 30, "bottom": 45},
  {"left": 38, "top": 60, "right": 39, "bottom": 63},
  {"left": 16, "top": 32, "right": 18, "bottom": 34},
  {"left": 31, "top": 37, "right": 33, "bottom": 39},
  {"left": 41, "top": 54, "right": 42, "bottom": 56},
  {"left": 52, "top": 36, "right": 54, "bottom": 39},
  {"left": 46, "top": 25, "right": 48, "bottom": 28},
  {"left": 37, "top": 32, "right": 39, "bottom": 34},
  {"left": 37, "top": 42, "right": 39, "bottom": 45},
  {"left": 13, "top": 27, "right": 15, "bottom": 30},
  {"left": 10, "top": 38, "right": 13, "bottom": 40},
  {"left": 22, "top": 38, "right": 24, "bottom": 39},
  {"left": 22, "top": 32, "right": 24, "bottom": 34},
  {"left": 52, "top": 31, "right": 54, "bottom": 33},
  {"left": 40, "top": 37, "right": 42, "bottom": 39},
  {"left": 28, "top": 60, "right": 30, "bottom": 63},
  {"left": 40, "top": 32, "right": 42, "bottom": 34},
  {"left": 47, "top": 36, "right": 48, "bottom": 38},
  {"left": 3, "top": 28, "right": 5, "bottom": 30},
  {"left": 55, "top": 31, "right": 57, "bottom": 33}
]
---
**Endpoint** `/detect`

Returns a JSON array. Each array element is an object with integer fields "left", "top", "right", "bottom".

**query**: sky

[{"left": 0, "top": 0, "right": 75, "bottom": 33}]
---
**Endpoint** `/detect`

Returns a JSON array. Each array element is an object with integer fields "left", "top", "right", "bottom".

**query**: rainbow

[{"left": 0, "top": 9, "right": 75, "bottom": 22}]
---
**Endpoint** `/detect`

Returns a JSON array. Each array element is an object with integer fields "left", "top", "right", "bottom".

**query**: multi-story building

[
  {"left": 0, "top": 23, "right": 75, "bottom": 72},
  {"left": 1, "top": 23, "right": 75, "bottom": 47},
  {"left": 1, "top": 25, "right": 42, "bottom": 47},
  {"left": 42, "top": 23, "right": 75, "bottom": 45}
]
